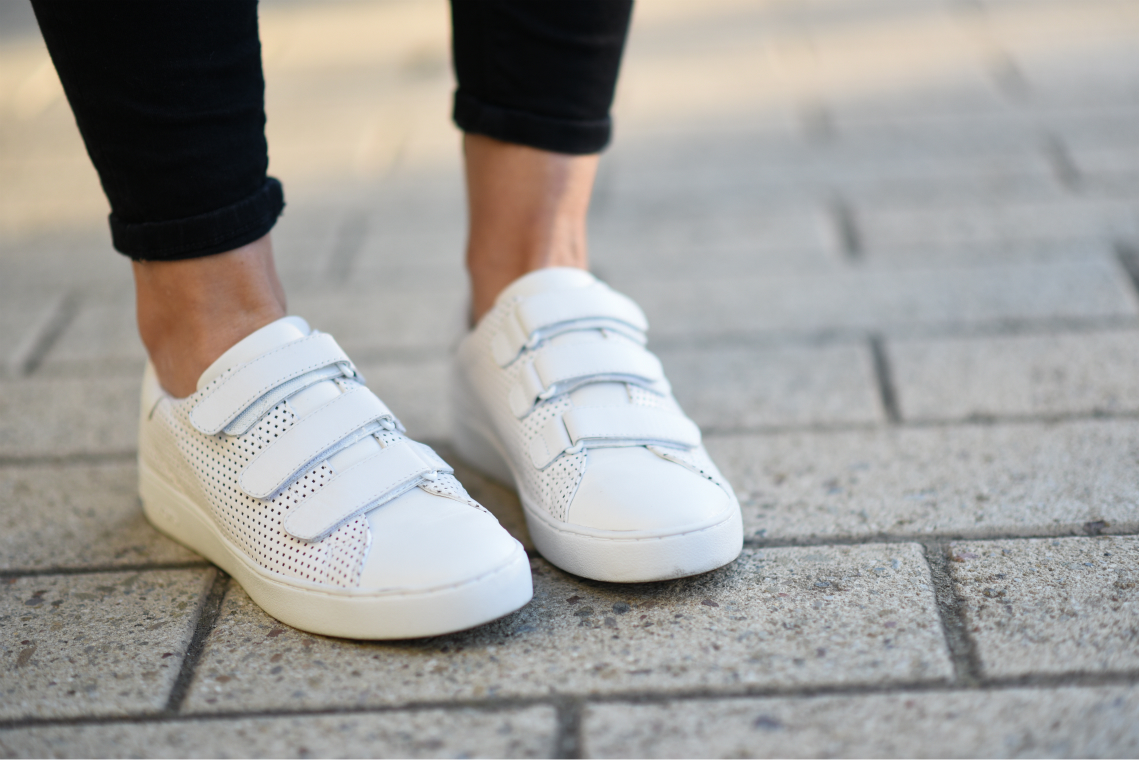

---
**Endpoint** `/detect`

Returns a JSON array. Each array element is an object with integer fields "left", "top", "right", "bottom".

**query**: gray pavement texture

[{"left": 1, "top": 0, "right": 1138, "bottom": 756}]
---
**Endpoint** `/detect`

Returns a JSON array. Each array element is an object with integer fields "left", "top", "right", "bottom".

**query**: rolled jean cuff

[
  {"left": 453, "top": 91, "right": 611, "bottom": 155},
  {"left": 110, "top": 177, "right": 285, "bottom": 261}
]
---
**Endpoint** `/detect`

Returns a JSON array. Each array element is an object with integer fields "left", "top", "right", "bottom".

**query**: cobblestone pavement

[{"left": 2, "top": 0, "right": 1138, "bottom": 757}]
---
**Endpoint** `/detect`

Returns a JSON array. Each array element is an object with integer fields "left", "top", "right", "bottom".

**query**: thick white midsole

[
  {"left": 452, "top": 408, "right": 744, "bottom": 583},
  {"left": 139, "top": 462, "right": 533, "bottom": 639},
  {"left": 522, "top": 493, "right": 743, "bottom": 582}
]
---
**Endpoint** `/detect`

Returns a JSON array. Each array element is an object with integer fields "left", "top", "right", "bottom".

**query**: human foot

[
  {"left": 139, "top": 316, "right": 532, "bottom": 638},
  {"left": 452, "top": 268, "right": 742, "bottom": 582}
]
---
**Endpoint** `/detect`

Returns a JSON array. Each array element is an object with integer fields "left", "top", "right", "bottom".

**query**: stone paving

[{"left": 1, "top": 0, "right": 1138, "bottom": 756}]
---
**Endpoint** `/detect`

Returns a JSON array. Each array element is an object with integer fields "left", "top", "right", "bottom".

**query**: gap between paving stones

[
  {"left": 0, "top": 562, "right": 212, "bottom": 580},
  {"left": 869, "top": 334, "right": 901, "bottom": 424},
  {"left": 35, "top": 314, "right": 1139, "bottom": 365},
  {"left": 554, "top": 698, "right": 585, "bottom": 760},
  {"left": 4, "top": 527, "right": 1137, "bottom": 580},
  {"left": 644, "top": 316, "right": 1139, "bottom": 350},
  {"left": 11, "top": 308, "right": 1139, "bottom": 384},
  {"left": 745, "top": 527, "right": 1139, "bottom": 550},
  {"left": 6, "top": 407, "right": 1139, "bottom": 471},
  {"left": 923, "top": 542, "right": 984, "bottom": 687},
  {"left": 0, "top": 451, "right": 135, "bottom": 469},
  {"left": 5, "top": 673, "right": 1138, "bottom": 732},
  {"left": 702, "top": 409, "right": 1139, "bottom": 437},
  {"left": 164, "top": 572, "right": 230, "bottom": 714}
]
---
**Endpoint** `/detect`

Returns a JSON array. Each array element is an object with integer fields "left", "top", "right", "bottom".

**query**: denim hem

[
  {"left": 110, "top": 177, "right": 285, "bottom": 261},
  {"left": 453, "top": 91, "right": 611, "bottom": 155}
]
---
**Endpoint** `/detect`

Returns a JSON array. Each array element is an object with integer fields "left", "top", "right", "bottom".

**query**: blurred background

[{"left": 4, "top": 0, "right": 1136, "bottom": 266}]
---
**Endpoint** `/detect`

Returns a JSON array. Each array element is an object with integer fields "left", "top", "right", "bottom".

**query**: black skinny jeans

[{"left": 31, "top": 1, "right": 633, "bottom": 261}]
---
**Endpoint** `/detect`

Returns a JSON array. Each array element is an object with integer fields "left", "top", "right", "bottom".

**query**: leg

[
  {"left": 450, "top": 1, "right": 744, "bottom": 582},
  {"left": 133, "top": 235, "right": 285, "bottom": 397},
  {"left": 32, "top": 0, "right": 285, "bottom": 396},
  {"left": 463, "top": 135, "right": 598, "bottom": 321},
  {"left": 33, "top": 3, "right": 532, "bottom": 638},
  {"left": 450, "top": 0, "right": 633, "bottom": 321}
]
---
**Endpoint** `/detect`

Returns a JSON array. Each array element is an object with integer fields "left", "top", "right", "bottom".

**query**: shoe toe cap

[
  {"left": 359, "top": 487, "right": 521, "bottom": 592},
  {"left": 567, "top": 447, "right": 732, "bottom": 533}
]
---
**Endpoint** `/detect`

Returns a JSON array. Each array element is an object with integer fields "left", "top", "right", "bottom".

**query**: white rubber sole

[
  {"left": 139, "top": 462, "right": 533, "bottom": 639},
  {"left": 452, "top": 409, "right": 743, "bottom": 583}
]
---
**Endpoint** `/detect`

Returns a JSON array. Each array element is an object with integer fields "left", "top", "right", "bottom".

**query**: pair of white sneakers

[{"left": 139, "top": 268, "right": 743, "bottom": 639}]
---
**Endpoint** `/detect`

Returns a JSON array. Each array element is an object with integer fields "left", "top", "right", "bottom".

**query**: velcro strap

[
  {"left": 239, "top": 386, "right": 394, "bottom": 499},
  {"left": 528, "top": 406, "right": 701, "bottom": 469},
  {"left": 224, "top": 365, "right": 344, "bottom": 437},
  {"left": 509, "top": 340, "right": 665, "bottom": 417},
  {"left": 191, "top": 333, "right": 354, "bottom": 435},
  {"left": 282, "top": 439, "right": 450, "bottom": 541},
  {"left": 492, "top": 288, "right": 648, "bottom": 366}
]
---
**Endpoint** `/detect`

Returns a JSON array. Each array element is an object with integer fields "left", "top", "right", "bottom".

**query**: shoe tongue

[
  {"left": 196, "top": 316, "right": 311, "bottom": 392},
  {"left": 494, "top": 267, "right": 597, "bottom": 307}
]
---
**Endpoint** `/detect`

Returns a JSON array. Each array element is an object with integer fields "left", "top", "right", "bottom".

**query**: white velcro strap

[
  {"left": 224, "top": 365, "right": 344, "bottom": 437},
  {"left": 191, "top": 333, "right": 354, "bottom": 435},
  {"left": 282, "top": 439, "right": 448, "bottom": 542},
  {"left": 239, "top": 386, "right": 394, "bottom": 499},
  {"left": 509, "top": 341, "right": 665, "bottom": 417},
  {"left": 491, "top": 288, "right": 648, "bottom": 366},
  {"left": 528, "top": 406, "right": 702, "bottom": 469}
]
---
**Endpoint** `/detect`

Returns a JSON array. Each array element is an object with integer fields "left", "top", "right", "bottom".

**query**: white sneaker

[
  {"left": 138, "top": 316, "right": 532, "bottom": 639},
  {"left": 453, "top": 268, "right": 743, "bottom": 582}
]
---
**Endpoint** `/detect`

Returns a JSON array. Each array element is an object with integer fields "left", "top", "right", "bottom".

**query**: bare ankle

[
  {"left": 134, "top": 234, "right": 286, "bottom": 397},
  {"left": 463, "top": 134, "right": 597, "bottom": 322}
]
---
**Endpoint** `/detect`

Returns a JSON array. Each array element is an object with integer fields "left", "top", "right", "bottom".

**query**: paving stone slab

[
  {"left": 1008, "top": 37, "right": 1139, "bottom": 111},
  {"left": 0, "top": 223, "right": 125, "bottom": 293},
  {"left": 0, "top": 292, "right": 65, "bottom": 377},
  {"left": 614, "top": 259, "right": 1137, "bottom": 341},
  {"left": 708, "top": 419, "right": 1139, "bottom": 542},
  {"left": 267, "top": 204, "right": 343, "bottom": 284},
  {"left": 185, "top": 545, "right": 950, "bottom": 713},
  {"left": 0, "top": 706, "right": 558, "bottom": 759},
  {"left": 355, "top": 356, "right": 448, "bottom": 442},
  {"left": 0, "top": 375, "right": 139, "bottom": 459},
  {"left": 1079, "top": 163, "right": 1139, "bottom": 198},
  {"left": 950, "top": 536, "right": 1139, "bottom": 678},
  {"left": 581, "top": 685, "right": 1139, "bottom": 758},
  {"left": 861, "top": 240, "right": 1107, "bottom": 269},
  {"left": 606, "top": 128, "right": 1056, "bottom": 206},
  {"left": 856, "top": 198, "right": 1139, "bottom": 256},
  {"left": 831, "top": 105, "right": 1137, "bottom": 158},
  {"left": 288, "top": 286, "right": 466, "bottom": 356},
  {"left": 890, "top": 329, "right": 1139, "bottom": 421},
  {"left": 590, "top": 198, "right": 835, "bottom": 276},
  {"left": 277, "top": 193, "right": 468, "bottom": 287},
  {"left": 0, "top": 462, "right": 198, "bottom": 571},
  {"left": 657, "top": 343, "right": 883, "bottom": 430},
  {"left": 39, "top": 299, "right": 145, "bottom": 376},
  {"left": 0, "top": 569, "right": 215, "bottom": 720},
  {"left": 351, "top": 230, "right": 468, "bottom": 286}
]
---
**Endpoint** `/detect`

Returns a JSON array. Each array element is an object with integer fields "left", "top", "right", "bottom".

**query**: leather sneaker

[
  {"left": 453, "top": 268, "right": 743, "bottom": 582},
  {"left": 139, "top": 316, "right": 532, "bottom": 639}
]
